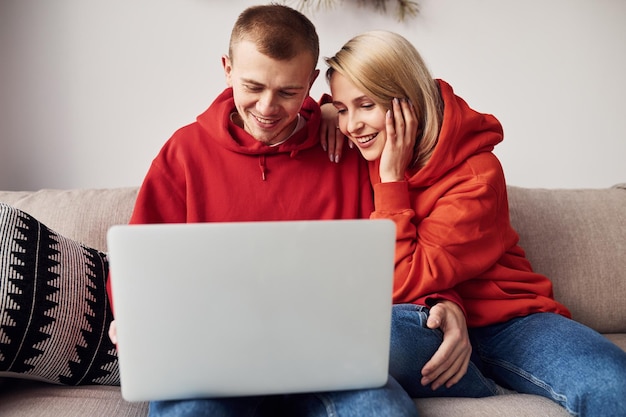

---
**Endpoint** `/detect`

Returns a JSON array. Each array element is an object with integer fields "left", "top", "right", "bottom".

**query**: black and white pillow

[{"left": 0, "top": 203, "right": 119, "bottom": 385}]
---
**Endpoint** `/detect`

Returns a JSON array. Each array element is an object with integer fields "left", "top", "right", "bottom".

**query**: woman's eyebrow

[{"left": 332, "top": 95, "right": 370, "bottom": 106}]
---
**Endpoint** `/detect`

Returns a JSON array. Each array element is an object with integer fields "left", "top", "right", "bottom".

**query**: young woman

[{"left": 324, "top": 30, "right": 626, "bottom": 417}]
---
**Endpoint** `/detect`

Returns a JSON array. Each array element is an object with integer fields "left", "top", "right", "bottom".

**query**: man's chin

[
  {"left": 251, "top": 134, "right": 278, "bottom": 144},
  {"left": 243, "top": 124, "right": 276, "bottom": 143},
  {"left": 251, "top": 128, "right": 287, "bottom": 145},
  {"left": 245, "top": 120, "right": 293, "bottom": 144}
]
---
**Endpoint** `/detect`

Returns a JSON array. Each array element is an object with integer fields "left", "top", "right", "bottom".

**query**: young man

[{"left": 107, "top": 5, "right": 419, "bottom": 417}]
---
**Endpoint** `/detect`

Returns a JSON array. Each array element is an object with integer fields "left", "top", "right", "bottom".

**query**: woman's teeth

[{"left": 356, "top": 133, "right": 378, "bottom": 144}]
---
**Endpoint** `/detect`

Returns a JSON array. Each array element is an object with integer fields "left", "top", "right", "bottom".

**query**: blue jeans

[
  {"left": 148, "top": 376, "right": 418, "bottom": 417},
  {"left": 391, "top": 304, "right": 626, "bottom": 417}
]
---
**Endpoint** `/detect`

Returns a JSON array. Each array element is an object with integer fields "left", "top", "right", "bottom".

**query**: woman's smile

[{"left": 353, "top": 132, "right": 380, "bottom": 145}]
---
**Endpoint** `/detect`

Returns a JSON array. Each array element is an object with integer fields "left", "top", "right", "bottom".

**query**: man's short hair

[{"left": 229, "top": 4, "right": 319, "bottom": 67}]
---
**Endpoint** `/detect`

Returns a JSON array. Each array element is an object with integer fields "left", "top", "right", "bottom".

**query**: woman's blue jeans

[
  {"left": 149, "top": 305, "right": 626, "bottom": 417},
  {"left": 391, "top": 304, "right": 626, "bottom": 417},
  {"left": 148, "top": 375, "right": 418, "bottom": 417}
]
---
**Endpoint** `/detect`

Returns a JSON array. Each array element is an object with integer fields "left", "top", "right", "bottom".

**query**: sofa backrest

[
  {"left": 1, "top": 185, "right": 624, "bottom": 334},
  {"left": 508, "top": 184, "right": 626, "bottom": 333},
  {"left": 0, "top": 188, "right": 138, "bottom": 253}
]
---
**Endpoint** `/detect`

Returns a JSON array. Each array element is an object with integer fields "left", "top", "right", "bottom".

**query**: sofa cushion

[
  {"left": 0, "top": 203, "right": 119, "bottom": 385},
  {"left": 0, "top": 381, "right": 148, "bottom": 417},
  {"left": 415, "top": 393, "right": 569, "bottom": 417},
  {"left": 507, "top": 184, "right": 626, "bottom": 333}
]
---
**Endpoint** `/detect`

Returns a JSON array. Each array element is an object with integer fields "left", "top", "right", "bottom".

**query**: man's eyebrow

[
  {"left": 240, "top": 78, "right": 264, "bottom": 87},
  {"left": 241, "top": 78, "right": 306, "bottom": 91}
]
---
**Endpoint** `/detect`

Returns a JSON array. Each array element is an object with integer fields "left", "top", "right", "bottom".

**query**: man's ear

[
  {"left": 308, "top": 69, "right": 320, "bottom": 92},
  {"left": 222, "top": 55, "right": 233, "bottom": 86}
]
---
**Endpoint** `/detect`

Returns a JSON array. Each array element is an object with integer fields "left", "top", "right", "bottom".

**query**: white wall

[{"left": 1, "top": 0, "right": 625, "bottom": 191}]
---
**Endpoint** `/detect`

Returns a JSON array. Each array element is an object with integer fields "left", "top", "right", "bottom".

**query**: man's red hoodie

[{"left": 107, "top": 88, "right": 373, "bottom": 311}]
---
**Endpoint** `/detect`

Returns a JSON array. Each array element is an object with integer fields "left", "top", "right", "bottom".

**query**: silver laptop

[{"left": 107, "top": 219, "right": 396, "bottom": 402}]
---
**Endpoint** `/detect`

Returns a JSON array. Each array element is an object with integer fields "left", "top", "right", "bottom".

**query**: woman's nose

[{"left": 347, "top": 114, "right": 363, "bottom": 133}]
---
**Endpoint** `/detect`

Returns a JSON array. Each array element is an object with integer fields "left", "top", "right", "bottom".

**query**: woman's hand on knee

[{"left": 420, "top": 301, "right": 471, "bottom": 390}]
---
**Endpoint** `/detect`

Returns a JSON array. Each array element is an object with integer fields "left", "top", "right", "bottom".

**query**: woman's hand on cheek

[{"left": 379, "top": 98, "right": 418, "bottom": 182}]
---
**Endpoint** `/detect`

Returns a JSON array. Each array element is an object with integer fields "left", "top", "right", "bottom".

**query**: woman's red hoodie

[{"left": 370, "top": 80, "right": 571, "bottom": 327}]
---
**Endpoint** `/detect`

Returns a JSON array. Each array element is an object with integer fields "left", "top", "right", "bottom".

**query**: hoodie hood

[
  {"left": 404, "top": 79, "right": 504, "bottom": 188},
  {"left": 196, "top": 88, "right": 322, "bottom": 157}
]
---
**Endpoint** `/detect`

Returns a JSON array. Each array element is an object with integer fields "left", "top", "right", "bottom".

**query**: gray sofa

[{"left": 1, "top": 184, "right": 625, "bottom": 417}]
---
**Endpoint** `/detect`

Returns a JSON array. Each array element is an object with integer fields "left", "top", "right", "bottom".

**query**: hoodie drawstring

[
  {"left": 258, "top": 151, "right": 299, "bottom": 181},
  {"left": 259, "top": 155, "right": 266, "bottom": 181}
]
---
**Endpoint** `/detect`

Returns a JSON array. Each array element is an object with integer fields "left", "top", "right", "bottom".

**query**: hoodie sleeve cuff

[
  {"left": 418, "top": 291, "right": 467, "bottom": 318},
  {"left": 106, "top": 272, "right": 115, "bottom": 316},
  {"left": 373, "top": 181, "right": 412, "bottom": 213},
  {"left": 319, "top": 93, "right": 333, "bottom": 106}
]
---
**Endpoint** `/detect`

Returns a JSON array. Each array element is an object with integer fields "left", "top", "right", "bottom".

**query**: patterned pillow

[{"left": 0, "top": 203, "right": 119, "bottom": 385}]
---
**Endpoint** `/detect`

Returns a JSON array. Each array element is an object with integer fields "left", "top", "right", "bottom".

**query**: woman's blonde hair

[{"left": 325, "top": 30, "right": 442, "bottom": 169}]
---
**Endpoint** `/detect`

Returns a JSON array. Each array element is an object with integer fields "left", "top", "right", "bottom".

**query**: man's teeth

[
  {"left": 255, "top": 115, "right": 277, "bottom": 125},
  {"left": 356, "top": 133, "right": 377, "bottom": 144}
]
